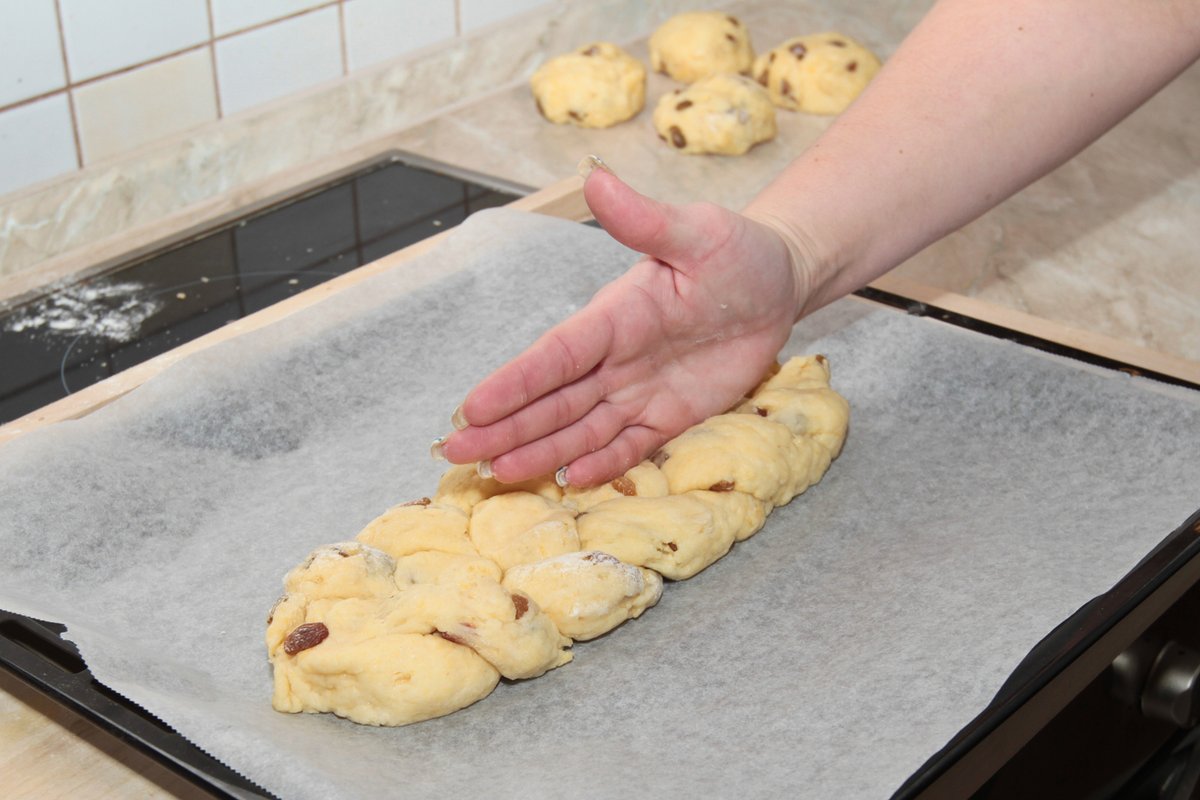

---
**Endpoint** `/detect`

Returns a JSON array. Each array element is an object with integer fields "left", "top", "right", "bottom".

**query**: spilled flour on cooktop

[{"left": 3, "top": 281, "right": 162, "bottom": 342}]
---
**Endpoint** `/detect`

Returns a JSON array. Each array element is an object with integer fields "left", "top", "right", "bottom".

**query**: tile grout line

[
  {"left": 205, "top": 0, "right": 224, "bottom": 119},
  {"left": 50, "top": 0, "right": 83, "bottom": 169},
  {"left": 337, "top": 0, "right": 349, "bottom": 76}
]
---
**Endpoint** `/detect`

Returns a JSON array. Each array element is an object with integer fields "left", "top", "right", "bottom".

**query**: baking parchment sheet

[{"left": 1, "top": 209, "right": 1198, "bottom": 799}]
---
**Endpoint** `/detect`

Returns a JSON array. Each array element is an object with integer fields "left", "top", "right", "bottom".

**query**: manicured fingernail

[
  {"left": 554, "top": 466, "right": 569, "bottom": 487},
  {"left": 451, "top": 405, "right": 469, "bottom": 430},
  {"left": 576, "top": 154, "right": 611, "bottom": 179},
  {"left": 430, "top": 436, "right": 447, "bottom": 460},
  {"left": 476, "top": 460, "right": 493, "bottom": 479}
]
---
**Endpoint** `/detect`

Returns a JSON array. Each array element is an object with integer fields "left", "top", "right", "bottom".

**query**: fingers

[
  {"left": 584, "top": 168, "right": 708, "bottom": 266},
  {"left": 442, "top": 370, "right": 607, "bottom": 464},
  {"left": 458, "top": 306, "right": 614, "bottom": 428},
  {"left": 557, "top": 425, "right": 666, "bottom": 487},
  {"left": 486, "top": 400, "right": 630, "bottom": 484}
]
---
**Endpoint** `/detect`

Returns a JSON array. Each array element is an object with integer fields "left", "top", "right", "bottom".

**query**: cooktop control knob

[{"left": 1142, "top": 640, "right": 1200, "bottom": 728}]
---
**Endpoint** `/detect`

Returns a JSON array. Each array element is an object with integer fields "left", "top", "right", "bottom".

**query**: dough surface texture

[
  {"left": 649, "top": 11, "right": 755, "bottom": 83},
  {"left": 653, "top": 73, "right": 776, "bottom": 156},
  {"left": 753, "top": 33, "right": 881, "bottom": 114},
  {"left": 267, "top": 355, "right": 848, "bottom": 726},
  {"left": 530, "top": 42, "right": 646, "bottom": 128}
]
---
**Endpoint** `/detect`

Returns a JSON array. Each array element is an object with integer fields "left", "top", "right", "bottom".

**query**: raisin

[
  {"left": 757, "top": 71, "right": 768, "bottom": 87},
  {"left": 675, "top": 99, "right": 693, "bottom": 111},
  {"left": 769, "top": 51, "right": 777, "bottom": 63},
  {"left": 754, "top": 406, "right": 768, "bottom": 417},
  {"left": 669, "top": 125, "right": 686, "bottom": 148},
  {"left": 816, "top": 354, "right": 828, "bottom": 365},
  {"left": 829, "top": 39, "right": 846, "bottom": 47},
  {"left": 283, "top": 622, "right": 329, "bottom": 655},
  {"left": 725, "top": 33, "right": 737, "bottom": 43},
  {"left": 582, "top": 45, "right": 599, "bottom": 56},
  {"left": 437, "top": 630, "right": 468, "bottom": 646},
  {"left": 847, "top": 61, "right": 858, "bottom": 72},
  {"left": 568, "top": 110, "right": 582, "bottom": 121},
  {"left": 708, "top": 480, "right": 736, "bottom": 492},
  {"left": 790, "top": 43, "right": 807, "bottom": 58},
  {"left": 401, "top": 497, "right": 432, "bottom": 507},
  {"left": 611, "top": 476, "right": 637, "bottom": 496},
  {"left": 666, "top": 541, "right": 678, "bottom": 552},
  {"left": 781, "top": 79, "right": 792, "bottom": 97},
  {"left": 512, "top": 595, "right": 529, "bottom": 619},
  {"left": 726, "top": 15, "right": 740, "bottom": 25}
]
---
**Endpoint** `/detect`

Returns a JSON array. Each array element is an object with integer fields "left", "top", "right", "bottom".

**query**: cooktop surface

[{"left": 0, "top": 158, "right": 520, "bottom": 426}]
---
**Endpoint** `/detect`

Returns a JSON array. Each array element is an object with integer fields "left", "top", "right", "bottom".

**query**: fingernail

[
  {"left": 451, "top": 405, "right": 469, "bottom": 430},
  {"left": 554, "top": 466, "right": 570, "bottom": 488},
  {"left": 576, "top": 154, "right": 611, "bottom": 179},
  {"left": 430, "top": 436, "right": 447, "bottom": 460},
  {"left": 476, "top": 460, "right": 493, "bottom": 480}
]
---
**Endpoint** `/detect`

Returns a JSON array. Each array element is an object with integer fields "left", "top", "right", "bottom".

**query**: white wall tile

[
  {"left": 210, "top": 0, "right": 328, "bottom": 37},
  {"left": 74, "top": 49, "right": 217, "bottom": 164},
  {"left": 0, "top": 94, "right": 77, "bottom": 196},
  {"left": 59, "top": 0, "right": 209, "bottom": 81},
  {"left": 343, "top": 0, "right": 455, "bottom": 71},
  {"left": 214, "top": 7, "right": 343, "bottom": 116},
  {"left": 0, "top": 0, "right": 67, "bottom": 107},
  {"left": 458, "top": 0, "right": 551, "bottom": 33}
]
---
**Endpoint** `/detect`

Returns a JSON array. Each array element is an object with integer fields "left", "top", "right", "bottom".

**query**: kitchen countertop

[{"left": 392, "top": 0, "right": 1200, "bottom": 365}]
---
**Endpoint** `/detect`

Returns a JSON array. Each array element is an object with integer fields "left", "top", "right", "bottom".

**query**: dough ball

[
  {"left": 562, "top": 460, "right": 670, "bottom": 512},
  {"left": 435, "top": 463, "right": 562, "bottom": 514},
  {"left": 283, "top": 542, "right": 397, "bottom": 601},
  {"left": 468, "top": 492, "right": 580, "bottom": 572},
  {"left": 649, "top": 11, "right": 754, "bottom": 83},
  {"left": 736, "top": 355, "right": 850, "bottom": 456},
  {"left": 503, "top": 551, "right": 663, "bottom": 640},
  {"left": 689, "top": 488, "right": 771, "bottom": 543},
  {"left": 392, "top": 551, "right": 502, "bottom": 587},
  {"left": 753, "top": 33, "right": 881, "bottom": 114},
  {"left": 530, "top": 42, "right": 646, "bottom": 128},
  {"left": 576, "top": 494, "right": 736, "bottom": 580},
  {"left": 655, "top": 414, "right": 830, "bottom": 507},
  {"left": 271, "top": 629, "right": 500, "bottom": 727},
  {"left": 355, "top": 499, "right": 476, "bottom": 559},
  {"left": 653, "top": 73, "right": 776, "bottom": 156}
]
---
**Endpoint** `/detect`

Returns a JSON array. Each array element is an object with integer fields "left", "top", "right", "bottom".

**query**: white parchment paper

[{"left": 1, "top": 210, "right": 1198, "bottom": 799}]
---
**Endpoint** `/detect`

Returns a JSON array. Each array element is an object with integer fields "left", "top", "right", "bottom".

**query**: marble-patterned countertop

[{"left": 392, "top": 0, "right": 1200, "bottom": 364}]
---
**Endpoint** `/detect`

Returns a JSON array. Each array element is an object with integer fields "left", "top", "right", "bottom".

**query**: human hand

[{"left": 437, "top": 163, "right": 810, "bottom": 487}]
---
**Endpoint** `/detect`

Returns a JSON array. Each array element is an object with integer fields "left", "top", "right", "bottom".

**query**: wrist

[{"left": 740, "top": 204, "right": 845, "bottom": 322}]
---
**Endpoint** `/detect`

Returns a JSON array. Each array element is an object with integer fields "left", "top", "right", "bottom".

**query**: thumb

[{"left": 583, "top": 166, "right": 697, "bottom": 264}]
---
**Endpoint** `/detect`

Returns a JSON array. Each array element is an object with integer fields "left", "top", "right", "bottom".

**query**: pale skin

[{"left": 440, "top": 0, "right": 1200, "bottom": 487}]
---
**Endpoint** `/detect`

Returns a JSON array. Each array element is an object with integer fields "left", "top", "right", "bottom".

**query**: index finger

[{"left": 458, "top": 304, "right": 615, "bottom": 429}]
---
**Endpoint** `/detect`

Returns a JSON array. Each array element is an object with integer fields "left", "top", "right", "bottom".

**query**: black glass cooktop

[{"left": 0, "top": 158, "right": 521, "bottom": 426}]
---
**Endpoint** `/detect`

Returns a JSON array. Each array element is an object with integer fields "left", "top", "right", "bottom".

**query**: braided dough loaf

[{"left": 266, "top": 355, "right": 849, "bottom": 726}]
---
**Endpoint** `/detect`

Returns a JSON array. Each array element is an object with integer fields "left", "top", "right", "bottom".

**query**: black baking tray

[{"left": 2, "top": 252, "right": 1198, "bottom": 799}]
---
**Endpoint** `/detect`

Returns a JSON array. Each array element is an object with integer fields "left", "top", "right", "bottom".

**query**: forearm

[{"left": 744, "top": 0, "right": 1200, "bottom": 317}]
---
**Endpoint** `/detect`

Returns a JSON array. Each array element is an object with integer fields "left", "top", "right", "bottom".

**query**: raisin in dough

[
  {"left": 648, "top": 11, "right": 755, "bottom": 84},
  {"left": 653, "top": 73, "right": 776, "bottom": 156},
  {"left": 530, "top": 42, "right": 646, "bottom": 128},
  {"left": 267, "top": 355, "right": 848, "bottom": 726},
  {"left": 754, "top": 33, "right": 881, "bottom": 115}
]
